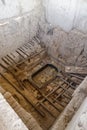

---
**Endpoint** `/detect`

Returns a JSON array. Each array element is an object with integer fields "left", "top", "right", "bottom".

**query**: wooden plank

[
  {"left": 0, "top": 73, "right": 45, "bottom": 117},
  {"left": 65, "top": 66, "right": 87, "bottom": 75}
]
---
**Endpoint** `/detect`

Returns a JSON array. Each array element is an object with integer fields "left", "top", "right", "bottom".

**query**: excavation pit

[{"left": 0, "top": 37, "right": 85, "bottom": 130}]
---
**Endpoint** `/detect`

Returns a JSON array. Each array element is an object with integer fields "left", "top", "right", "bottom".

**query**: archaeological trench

[{"left": 1, "top": 0, "right": 87, "bottom": 130}]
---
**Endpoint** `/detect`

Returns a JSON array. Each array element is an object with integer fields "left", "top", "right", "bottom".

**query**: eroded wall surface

[
  {"left": 43, "top": 0, "right": 87, "bottom": 32},
  {"left": 0, "top": 93, "right": 28, "bottom": 130},
  {"left": 40, "top": 0, "right": 87, "bottom": 64},
  {"left": 65, "top": 97, "right": 87, "bottom": 130},
  {"left": 0, "top": 0, "right": 42, "bottom": 58}
]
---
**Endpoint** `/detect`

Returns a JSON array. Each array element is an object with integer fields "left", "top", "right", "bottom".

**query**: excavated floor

[{"left": 0, "top": 37, "right": 84, "bottom": 130}]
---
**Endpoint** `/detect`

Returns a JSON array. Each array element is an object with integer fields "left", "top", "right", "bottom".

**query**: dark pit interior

[
  {"left": 0, "top": 37, "right": 85, "bottom": 130},
  {"left": 31, "top": 64, "right": 58, "bottom": 88}
]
